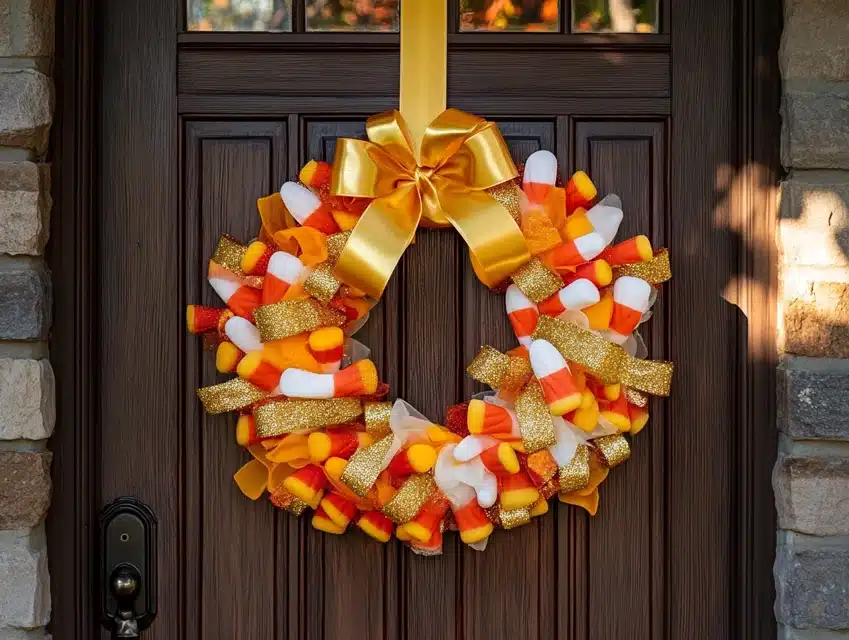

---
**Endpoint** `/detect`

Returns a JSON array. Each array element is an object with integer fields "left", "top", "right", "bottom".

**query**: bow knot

[{"left": 330, "top": 109, "right": 531, "bottom": 298}]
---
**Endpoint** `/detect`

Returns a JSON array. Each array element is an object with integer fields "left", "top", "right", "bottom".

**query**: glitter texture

[
  {"left": 253, "top": 398, "right": 363, "bottom": 437},
  {"left": 539, "top": 478, "right": 559, "bottom": 500},
  {"left": 527, "top": 450, "right": 558, "bottom": 483},
  {"left": 197, "top": 378, "right": 267, "bottom": 414},
  {"left": 212, "top": 235, "right": 247, "bottom": 275},
  {"left": 326, "top": 231, "right": 352, "bottom": 263},
  {"left": 381, "top": 474, "right": 436, "bottom": 523},
  {"left": 304, "top": 263, "right": 342, "bottom": 304},
  {"left": 511, "top": 257, "right": 564, "bottom": 303},
  {"left": 485, "top": 180, "right": 522, "bottom": 224},
  {"left": 254, "top": 299, "right": 346, "bottom": 341},
  {"left": 625, "top": 387, "right": 649, "bottom": 408},
  {"left": 593, "top": 434, "right": 631, "bottom": 468},
  {"left": 613, "top": 249, "right": 671, "bottom": 285},
  {"left": 533, "top": 315, "right": 673, "bottom": 396},
  {"left": 269, "top": 487, "right": 308, "bottom": 516},
  {"left": 466, "top": 346, "right": 532, "bottom": 392},
  {"left": 484, "top": 505, "right": 502, "bottom": 528},
  {"left": 558, "top": 444, "right": 590, "bottom": 493},
  {"left": 341, "top": 434, "right": 394, "bottom": 497},
  {"left": 499, "top": 506, "right": 531, "bottom": 530},
  {"left": 515, "top": 380, "right": 557, "bottom": 454},
  {"left": 364, "top": 401, "right": 393, "bottom": 436}
]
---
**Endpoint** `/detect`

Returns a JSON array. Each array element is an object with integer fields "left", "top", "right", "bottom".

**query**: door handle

[{"left": 99, "top": 497, "right": 157, "bottom": 638}]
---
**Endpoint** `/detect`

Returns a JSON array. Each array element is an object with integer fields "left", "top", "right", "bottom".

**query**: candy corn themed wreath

[{"left": 188, "top": 111, "right": 674, "bottom": 554}]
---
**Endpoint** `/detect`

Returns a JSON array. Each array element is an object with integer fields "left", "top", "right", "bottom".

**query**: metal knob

[{"left": 109, "top": 566, "right": 141, "bottom": 638}]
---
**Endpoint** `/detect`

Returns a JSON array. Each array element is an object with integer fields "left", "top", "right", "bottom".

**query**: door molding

[{"left": 47, "top": 0, "right": 781, "bottom": 636}]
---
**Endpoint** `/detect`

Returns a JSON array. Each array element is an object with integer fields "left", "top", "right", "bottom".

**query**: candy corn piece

[
  {"left": 280, "top": 181, "right": 339, "bottom": 235},
  {"left": 499, "top": 470, "right": 540, "bottom": 510},
  {"left": 582, "top": 291, "right": 615, "bottom": 330},
  {"left": 320, "top": 492, "right": 358, "bottom": 528},
  {"left": 530, "top": 497, "right": 550, "bottom": 517},
  {"left": 506, "top": 284, "right": 539, "bottom": 347},
  {"left": 186, "top": 305, "right": 227, "bottom": 334},
  {"left": 312, "top": 506, "right": 346, "bottom": 534},
  {"left": 564, "top": 171, "right": 597, "bottom": 214},
  {"left": 537, "top": 279, "right": 600, "bottom": 316},
  {"left": 628, "top": 402, "right": 649, "bottom": 435},
  {"left": 529, "top": 340, "right": 583, "bottom": 416},
  {"left": 600, "top": 393, "right": 632, "bottom": 432},
  {"left": 544, "top": 233, "right": 607, "bottom": 270},
  {"left": 403, "top": 494, "right": 450, "bottom": 543},
  {"left": 216, "top": 341, "right": 244, "bottom": 373},
  {"left": 466, "top": 399, "right": 517, "bottom": 436},
  {"left": 262, "top": 251, "right": 306, "bottom": 305},
  {"left": 237, "top": 352, "right": 284, "bottom": 391},
  {"left": 569, "top": 396, "right": 600, "bottom": 432},
  {"left": 299, "top": 160, "right": 332, "bottom": 190},
  {"left": 278, "top": 359, "right": 378, "bottom": 399},
  {"left": 522, "top": 150, "right": 558, "bottom": 204},
  {"left": 224, "top": 316, "right": 263, "bottom": 353},
  {"left": 570, "top": 259, "right": 613, "bottom": 288},
  {"left": 208, "top": 264, "right": 262, "bottom": 320},
  {"left": 236, "top": 414, "right": 260, "bottom": 446},
  {"left": 410, "top": 529, "right": 444, "bottom": 554},
  {"left": 564, "top": 208, "right": 593, "bottom": 240},
  {"left": 282, "top": 464, "right": 327, "bottom": 509},
  {"left": 387, "top": 444, "right": 438, "bottom": 475},
  {"left": 581, "top": 203, "right": 624, "bottom": 244},
  {"left": 241, "top": 241, "right": 276, "bottom": 276},
  {"left": 601, "top": 235, "right": 653, "bottom": 265},
  {"left": 307, "top": 429, "right": 364, "bottom": 462},
  {"left": 308, "top": 327, "right": 344, "bottom": 374},
  {"left": 357, "top": 510, "right": 394, "bottom": 543},
  {"left": 452, "top": 499, "right": 494, "bottom": 545},
  {"left": 608, "top": 276, "right": 652, "bottom": 344},
  {"left": 480, "top": 442, "right": 521, "bottom": 476}
]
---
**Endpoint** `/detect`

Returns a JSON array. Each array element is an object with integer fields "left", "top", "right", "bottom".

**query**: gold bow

[{"left": 330, "top": 109, "right": 531, "bottom": 298}]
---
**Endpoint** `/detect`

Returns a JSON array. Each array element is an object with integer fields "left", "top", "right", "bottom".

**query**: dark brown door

[{"left": 48, "top": 0, "right": 780, "bottom": 638}]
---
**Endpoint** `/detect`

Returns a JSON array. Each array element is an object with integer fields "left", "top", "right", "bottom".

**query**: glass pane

[
  {"left": 460, "top": 0, "right": 559, "bottom": 32},
  {"left": 188, "top": 0, "right": 292, "bottom": 31},
  {"left": 572, "top": 0, "right": 658, "bottom": 33},
  {"left": 306, "top": 0, "right": 400, "bottom": 31}
]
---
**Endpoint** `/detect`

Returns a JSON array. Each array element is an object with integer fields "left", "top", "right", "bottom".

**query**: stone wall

[
  {"left": 775, "top": 0, "right": 849, "bottom": 638},
  {"left": 0, "top": 0, "right": 54, "bottom": 638}
]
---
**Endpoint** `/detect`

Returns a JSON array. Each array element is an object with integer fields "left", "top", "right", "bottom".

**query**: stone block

[
  {"left": 779, "top": 171, "right": 849, "bottom": 268},
  {"left": 0, "top": 70, "right": 51, "bottom": 155},
  {"left": 774, "top": 454, "right": 849, "bottom": 536},
  {"left": 778, "top": 356, "right": 849, "bottom": 440},
  {"left": 0, "top": 628, "right": 51, "bottom": 639},
  {"left": 782, "top": 83, "right": 849, "bottom": 170},
  {"left": 782, "top": 0, "right": 849, "bottom": 83},
  {"left": 0, "top": 359, "right": 54, "bottom": 440},
  {"left": 0, "top": 0, "right": 54, "bottom": 57},
  {"left": 0, "top": 452, "right": 50, "bottom": 530},
  {"left": 779, "top": 625, "right": 849, "bottom": 639},
  {"left": 783, "top": 281, "right": 849, "bottom": 358},
  {"left": 0, "top": 528, "right": 49, "bottom": 628},
  {"left": 0, "top": 268, "right": 50, "bottom": 341},
  {"left": 0, "top": 163, "right": 50, "bottom": 256}
]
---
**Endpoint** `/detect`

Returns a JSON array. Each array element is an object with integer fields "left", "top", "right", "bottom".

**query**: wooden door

[{"left": 48, "top": 0, "right": 781, "bottom": 638}]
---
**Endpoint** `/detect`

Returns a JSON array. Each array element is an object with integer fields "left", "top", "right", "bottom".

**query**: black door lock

[{"left": 99, "top": 497, "right": 157, "bottom": 638}]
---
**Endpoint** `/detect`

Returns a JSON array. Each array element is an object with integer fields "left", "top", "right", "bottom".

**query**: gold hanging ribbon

[{"left": 330, "top": 109, "right": 531, "bottom": 298}]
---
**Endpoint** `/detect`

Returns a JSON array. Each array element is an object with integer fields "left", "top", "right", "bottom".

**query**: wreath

[{"left": 186, "top": 108, "right": 673, "bottom": 555}]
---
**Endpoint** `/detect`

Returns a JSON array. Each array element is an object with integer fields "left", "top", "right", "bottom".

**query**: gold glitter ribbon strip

[
  {"left": 466, "top": 346, "right": 532, "bottom": 393},
  {"left": 303, "top": 232, "right": 352, "bottom": 303},
  {"left": 486, "top": 181, "right": 522, "bottom": 225},
  {"left": 593, "top": 434, "right": 631, "bottom": 468},
  {"left": 381, "top": 473, "right": 436, "bottom": 523},
  {"left": 253, "top": 398, "right": 363, "bottom": 437},
  {"left": 511, "top": 257, "right": 564, "bottom": 303},
  {"left": 624, "top": 387, "right": 649, "bottom": 408},
  {"left": 341, "top": 434, "right": 394, "bottom": 497},
  {"left": 269, "top": 486, "right": 308, "bottom": 516},
  {"left": 613, "top": 249, "right": 671, "bottom": 285},
  {"left": 533, "top": 315, "right": 674, "bottom": 396},
  {"left": 514, "top": 380, "right": 557, "bottom": 454},
  {"left": 364, "top": 401, "right": 393, "bottom": 437},
  {"left": 326, "top": 231, "right": 351, "bottom": 263},
  {"left": 212, "top": 235, "right": 247, "bottom": 276},
  {"left": 254, "top": 299, "right": 346, "bottom": 341},
  {"left": 197, "top": 378, "right": 267, "bottom": 414},
  {"left": 499, "top": 506, "right": 531, "bottom": 530},
  {"left": 558, "top": 444, "right": 590, "bottom": 493}
]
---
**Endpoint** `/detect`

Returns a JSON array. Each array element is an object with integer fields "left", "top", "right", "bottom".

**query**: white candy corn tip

[
  {"left": 598, "top": 193, "right": 622, "bottom": 209},
  {"left": 574, "top": 232, "right": 607, "bottom": 261},
  {"left": 529, "top": 339, "right": 568, "bottom": 379},
  {"left": 208, "top": 277, "right": 241, "bottom": 303},
  {"left": 559, "top": 278, "right": 600, "bottom": 311},
  {"left": 280, "top": 181, "right": 322, "bottom": 224},
  {"left": 505, "top": 284, "right": 536, "bottom": 314},
  {"left": 475, "top": 472, "right": 498, "bottom": 509},
  {"left": 267, "top": 251, "right": 305, "bottom": 284},
  {"left": 454, "top": 435, "right": 488, "bottom": 462},
  {"left": 613, "top": 276, "right": 652, "bottom": 312},
  {"left": 523, "top": 150, "right": 558, "bottom": 187},
  {"left": 224, "top": 316, "right": 262, "bottom": 353},
  {"left": 586, "top": 204, "right": 624, "bottom": 244},
  {"left": 278, "top": 368, "right": 334, "bottom": 399}
]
